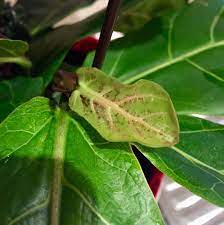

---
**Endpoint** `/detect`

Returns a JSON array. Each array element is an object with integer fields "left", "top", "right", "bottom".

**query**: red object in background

[
  {"left": 148, "top": 166, "right": 164, "bottom": 198},
  {"left": 66, "top": 36, "right": 98, "bottom": 66},
  {"left": 71, "top": 36, "right": 98, "bottom": 54},
  {"left": 69, "top": 37, "right": 164, "bottom": 198}
]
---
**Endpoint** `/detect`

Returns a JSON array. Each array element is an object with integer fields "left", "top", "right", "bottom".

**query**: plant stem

[{"left": 92, "top": 0, "right": 122, "bottom": 69}]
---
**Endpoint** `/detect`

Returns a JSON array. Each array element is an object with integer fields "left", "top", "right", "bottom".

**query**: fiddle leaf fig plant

[{"left": 0, "top": 0, "right": 223, "bottom": 224}]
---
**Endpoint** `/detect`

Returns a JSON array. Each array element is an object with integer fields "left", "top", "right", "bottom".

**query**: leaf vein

[
  {"left": 115, "top": 94, "right": 168, "bottom": 105},
  {"left": 210, "top": 5, "right": 224, "bottom": 42},
  {"left": 168, "top": 13, "right": 178, "bottom": 60},
  {"left": 186, "top": 58, "right": 224, "bottom": 82},
  {"left": 122, "top": 40, "right": 224, "bottom": 84},
  {"left": 7, "top": 195, "right": 50, "bottom": 225},
  {"left": 181, "top": 127, "right": 224, "bottom": 134},
  {"left": 109, "top": 50, "right": 124, "bottom": 76},
  {"left": 0, "top": 117, "right": 52, "bottom": 161},
  {"left": 171, "top": 146, "right": 224, "bottom": 177},
  {"left": 63, "top": 177, "right": 111, "bottom": 225}
]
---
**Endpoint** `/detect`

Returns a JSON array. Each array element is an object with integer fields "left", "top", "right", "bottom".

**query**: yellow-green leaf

[{"left": 69, "top": 67, "right": 179, "bottom": 148}]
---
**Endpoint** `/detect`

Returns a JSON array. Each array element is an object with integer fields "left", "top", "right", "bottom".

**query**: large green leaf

[
  {"left": 136, "top": 116, "right": 224, "bottom": 207},
  {"left": 0, "top": 39, "right": 31, "bottom": 68},
  {"left": 15, "top": 0, "right": 96, "bottom": 36},
  {"left": 0, "top": 97, "right": 165, "bottom": 225},
  {"left": 69, "top": 67, "right": 179, "bottom": 147},
  {"left": 85, "top": 0, "right": 224, "bottom": 116},
  {"left": 0, "top": 76, "right": 43, "bottom": 122}
]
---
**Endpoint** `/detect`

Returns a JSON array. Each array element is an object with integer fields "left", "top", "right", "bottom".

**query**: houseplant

[{"left": 0, "top": 0, "right": 223, "bottom": 224}]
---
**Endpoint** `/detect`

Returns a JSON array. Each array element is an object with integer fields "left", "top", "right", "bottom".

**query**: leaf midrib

[
  {"left": 51, "top": 109, "right": 69, "bottom": 225},
  {"left": 121, "top": 40, "right": 224, "bottom": 84},
  {"left": 171, "top": 146, "right": 224, "bottom": 177},
  {"left": 181, "top": 127, "right": 224, "bottom": 134}
]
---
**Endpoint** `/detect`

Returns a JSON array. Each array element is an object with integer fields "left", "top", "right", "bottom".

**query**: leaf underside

[
  {"left": 0, "top": 97, "right": 165, "bottom": 225},
  {"left": 69, "top": 67, "right": 179, "bottom": 148}
]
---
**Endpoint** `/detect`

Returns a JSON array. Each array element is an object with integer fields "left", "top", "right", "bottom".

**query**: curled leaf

[{"left": 69, "top": 67, "right": 179, "bottom": 147}]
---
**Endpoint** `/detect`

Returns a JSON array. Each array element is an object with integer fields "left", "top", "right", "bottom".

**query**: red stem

[{"left": 92, "top": 0, "right": 122, "bottom": 69}]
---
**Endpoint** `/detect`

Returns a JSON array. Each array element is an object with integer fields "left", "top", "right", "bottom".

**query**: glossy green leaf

[
  {"left": 0, "top": 76, "right": 43, "bottom": 122},
  {"left": 69, "top": 67, "right": 179, "bottom": 148},
  {"left": 85, "top": 0, "right": 224, "bottom": 116},
  {"left": 0, "top": 39, "right": 31, "bottom": 68},
  {"left": 136, "top": 116, "right": 224, "bottom": 207},
  {"left": 0, "top": 97, "right": 165, "bottom": 225},
  {"left": 15, "top": 0, "right": 96, "bottom": 36},
  {"left": 116, "top": 0, "right": 185, "bottom": 33}
]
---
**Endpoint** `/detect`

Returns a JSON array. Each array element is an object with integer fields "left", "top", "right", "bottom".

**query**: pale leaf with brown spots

[{"left": 69, "top": 67, "right": 179, "bottom": 148}]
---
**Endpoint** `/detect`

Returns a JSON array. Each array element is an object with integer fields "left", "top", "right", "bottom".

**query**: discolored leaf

[
  {"left": 69, "top": 67, "right": 179, "bottom": 148},
  {"left": 0, "top": 97, "right": 165, "bottom": 225},
  {"left": 0, "top": 39, "right": 31, "bottom": 68}
]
